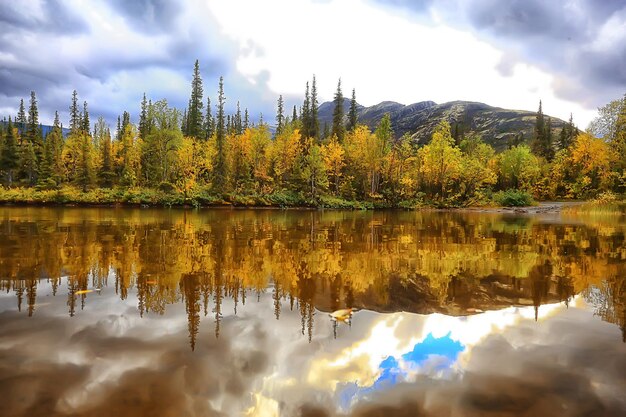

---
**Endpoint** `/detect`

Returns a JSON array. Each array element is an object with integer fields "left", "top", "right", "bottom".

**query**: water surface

[{"left": 0, "top": 207, "right": 624, "bottom": 416}]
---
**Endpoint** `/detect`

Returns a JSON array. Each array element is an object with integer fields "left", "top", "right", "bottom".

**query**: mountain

[
  {"left": 1, "top": 121, "right": 71, "bottom": 138},
  {"left": 317, "top": 99, "right": 566, "bottom": 151}
]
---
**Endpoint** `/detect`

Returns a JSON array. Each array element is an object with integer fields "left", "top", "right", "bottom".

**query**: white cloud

[{"left": 208, "top": 0, "right": 597, "bottom": 126}]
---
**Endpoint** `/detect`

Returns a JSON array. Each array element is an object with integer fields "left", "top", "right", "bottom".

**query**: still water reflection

[{"left": 0, "top": 207, "right": 624, "bottom": 416}]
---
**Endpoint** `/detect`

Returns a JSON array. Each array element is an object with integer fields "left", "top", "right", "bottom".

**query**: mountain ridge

[{"left": 317, "top": 99, "right": 566, "bottom": 150}]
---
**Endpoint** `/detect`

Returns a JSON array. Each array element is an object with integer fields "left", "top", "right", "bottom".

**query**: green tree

[
  {"left": 19, "top": 141, "right": 37, "bottom": 185},
  {"left": 99, "top": 126, "right": 115, "bottom": 187},
  {"left": 301, "top": 81, "right": 311, "bottom": 139},
  {"left": 16, "top": 99, "right": 26, "bottom": 131},
  {"left": 347, "top": 88, "right": 358, "bottom": 132},
  {"left": 531, "top": 100, "right": 554, "bottom": 160},
  {"left": 331, "top": 78, "right": 345, "bottom": 142},
  {"left": 82, "top": 101, "right": 90, "bottom": 135},
  {"left": 0, "top": 117, "right": 19, "bottom": 186},
  {"left": 186, "top": 60, "right": 204, "bottom": 138},
  {"left": 26, "top": 91, "right": 44, "bottom": 160},
  {"left": 310, "top": 75, "right": 319, "bottom": 140},
  {"left": 276, "top": 95, "right": 285, "bottom": 135},
  {"left": 139, "top": 93, "right": 149, "bottom": 140},
  {"left": 69, "top": 90, "right": 81, "bottom": 133},
  {"left": 142, "top": 99, "right": 182, "bottom": 185},
  {"left": 213, "top": 76, "right": 227, "bottom": 191},
  {"left": 203, "top": 97, "right": 213, "bottom": 140}
]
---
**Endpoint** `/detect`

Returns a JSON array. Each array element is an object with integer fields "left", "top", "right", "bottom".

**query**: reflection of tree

[
  {"left": 585, "top": 275, "right": 626, "bottom": 342},
  {"left": 180, "top": 274, "right": 200, "bottom": 351},
  {"left": 1, "top": 208, "right": 625, "bottom": 347}
]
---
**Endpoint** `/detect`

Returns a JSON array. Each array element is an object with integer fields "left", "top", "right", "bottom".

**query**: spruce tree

[
  {"left": 69, "top": 90, "right": 80, "bottom": 133},
  {"left": 347, "top": 88, "right": 358, "bottom": 131},
  {"left": 203, "top": 97, "right": 213, "bottom": 140},
  {"left": 139, "top": 93, "right": 148, "bottom": 139},
  {"left": 214, "top": 76, "right": 226, "bottom": 192},
  {"left": 99, "top": 127, "right": 115, "bottom": 187},
  {"left": 26, "top": 91, "right": 44, "bottom": 169},
  {"left": 235, "top": 101, "right": 243, "bottom": 135},
  {"left": 543, "top": 117, "right": 554, "bottom": 160},
  {"left": 121, "top": 111, "right": 130, "bottom": 134},
  {"left": 331, "top": 78, "right": 345, "bottom": 142},
  {"left": 531, "top": 100, "right": 547, "bottom": 158},
  {"left": 19, "top": 141, "right": 37, "bottom": 186},
  {"left": 186, "top": 59, "right": 204, "bottom": 138},
  {"left": 0, "top": 117, "right": 18, "bottom": 186},
  {"left": 301, "top": 82, "right": 311, "bottom": 138},
  {"left": 116, "top": 116, "right": 122, "bottom": 141},
  {"left": 243, "top": 108, "right": 249, "bottom": 130},
  {"left": 276, "top": 95, "right": 285, "bottom": 135},
  {"left": 82, "top": 101, "right": 90, "bottom": 135},
  {"left": 16, "top": 99, "right": 26, "bottom": 131},
  {"left": 311, "top": 75, "right": 319, "bottom": 140},
  {"left": 77, "top": 132, "right": 94, "bottom": 192},
  {"left": 292, "top": 105, "right": 298, "bottom": 125}
]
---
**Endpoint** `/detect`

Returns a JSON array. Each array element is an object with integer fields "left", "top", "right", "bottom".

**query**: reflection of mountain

[{"left": 0, "top": 207, "right": 624, "bottom": 348}]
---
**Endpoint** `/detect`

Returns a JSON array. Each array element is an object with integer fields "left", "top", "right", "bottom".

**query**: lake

[{"left": 0, "top": 207, "right": 624, "bottom": 417}]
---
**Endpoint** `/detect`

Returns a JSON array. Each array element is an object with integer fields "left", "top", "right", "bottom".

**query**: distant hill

[
  {"left": 1, "top": 121, "right": 71, "bottom": 138},
  {"left": 318, "top": 99, "right": 566, "bottom": 151}
]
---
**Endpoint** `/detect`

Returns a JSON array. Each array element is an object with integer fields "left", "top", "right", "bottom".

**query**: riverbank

[{"left": 0, "top": 186, "right": 620, "bottom": 212}]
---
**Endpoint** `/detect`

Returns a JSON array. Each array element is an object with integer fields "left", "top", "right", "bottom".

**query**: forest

[{"left": 1, "top": 60, "right": 625, "bottom": 208}]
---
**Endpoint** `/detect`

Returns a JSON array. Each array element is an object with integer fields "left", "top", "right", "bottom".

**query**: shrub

[{"left": 493, "top": 189, "right": 534, "bottom": 207}]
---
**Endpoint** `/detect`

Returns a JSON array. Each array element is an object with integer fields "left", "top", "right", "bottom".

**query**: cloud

[
  {"left": 372, "top": 0, "right": 626, "bottom": 109},
  {"left": 0, "top": 0, "right": 277, "bottom": 127}
]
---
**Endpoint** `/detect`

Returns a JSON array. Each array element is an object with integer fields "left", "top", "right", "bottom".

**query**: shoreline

[{"left": 0, "top": 199, "right": 585, "bottom": 213}]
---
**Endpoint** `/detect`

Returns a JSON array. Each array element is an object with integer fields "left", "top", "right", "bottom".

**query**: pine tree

[
  {"left": 301, "top": 81, "right": 311, "bottom": 138},
  {"left": 331, "top": 78, "right": 345, "bottom": 142},
  {"left": 69, "top": 90, "right": 80, "bottom": 133},
  {"left": 116, "top": 116, "right": 122, "bottom": 141},
  {"left": 311, "top": 75, "right": 319, "bottom": 140},
  {"left": 276, "top": 95, "right": 285, "bottom": 135},
  {"left": 16, "top": 99, "right": 26, "bottom": 131},
  {"left": 0, "top": 117, "right": 19, "bottom": 186},
  {"left": 186, "top": 59, "right": 204, "bottom": 138},
  {"left": 121, "top": 111, "right": 130, "bottom": 134},
  {"left": 543, "top": 117, "right": 554, "bottom": 160},
  {"left": 203, "top": 97, "right": 213, "bottom": 140},
  {"left": 531, "top": 100, "right": 549, "bottom": 159},
  {"left": 235, "top": 101, "right": 243, "bottom": 135},
  {"left": 77, "top": 132, "right": 94, "bottom": 192},
  {"left": 26, "top": 91, "right": 44, "bottom": 170},
  {"left": 50, "top": 111, "right": 64, "bottom": 184},
  {"left": 243, "top": 108, "right": 249, "bottom": 130},
  {"left": 99, "top": 127, "right": 115, "bottom": 187},
  {"left": 182, "top": 108, "right": 188, "bottom": 134},
  {"left": 82, "top": 101, "right": 90, "bottom": 135},
  {"left": 292, "top": 105, "right": 298, "bottom": 124},
  {"left": 19, "top": 141, "right": 37, "bottom": 186},
  {"left": 214, "top": 76, "right": 226, "bottom": 191},
  {"left": 322, "top": 122, "right": 330, "bottom": 140},
  {"left": 139, "top": 93, "right": 148, "bottom": 139},
  {"left": 347, "top": 88, "right": 358, "bottom": 132}
]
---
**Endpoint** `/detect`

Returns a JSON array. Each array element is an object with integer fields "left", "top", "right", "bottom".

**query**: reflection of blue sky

[{"left": 338, "top": 332, "right": 464, "bottom": 411}]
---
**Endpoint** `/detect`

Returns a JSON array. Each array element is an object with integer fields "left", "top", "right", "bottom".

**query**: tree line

[{"left": 1, "top": 60, "right": 625, "bottom": 207}]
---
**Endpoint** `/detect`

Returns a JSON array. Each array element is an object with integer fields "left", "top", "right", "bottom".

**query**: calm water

[{"left": 0, "top": 207, "right": 624, "bottom": 417}]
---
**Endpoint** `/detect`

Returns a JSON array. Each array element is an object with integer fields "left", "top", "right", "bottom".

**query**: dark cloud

[
  {"left": 0, "top": 0, "right": 277, "bottom": 127},
  {"left": 0, "top": 0, "right": 89, "bottom": 34},
  {"left": 371, "top": 0, "right": 626, "bottom": 107},
  {"left": 104, "top": 0, "right": 182, "bottom": 34}
]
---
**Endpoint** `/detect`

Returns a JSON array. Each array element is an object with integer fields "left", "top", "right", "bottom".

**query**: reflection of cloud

[
  {"left": 337, "top": 333, "right": 465, "bottom": 412},
  {"left": 1, "top": 281, "right": 625, "bottom": 417}
]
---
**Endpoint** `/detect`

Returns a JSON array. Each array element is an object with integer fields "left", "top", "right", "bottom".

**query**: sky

[{"left": 0, "top": 0, "right": 625, "bottom": 130}]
